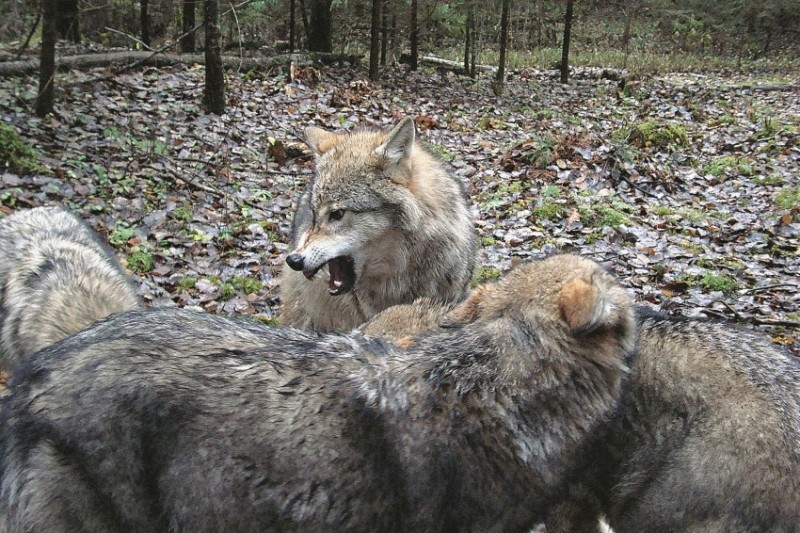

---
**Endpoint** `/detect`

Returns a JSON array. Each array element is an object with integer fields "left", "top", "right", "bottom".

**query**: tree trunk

[
  {"left": 299, "top": 0, "right": 311, "bottom": 46},
  {"left": 369, "top": 0, "right": 381, "bottom": 80},
  {"left": 471, "top": 12, "right": 479, "bottom": 77},
  {"left": 289, "top": 0, "right": 296, "bottom": 52},
  {"left": 141, "top": 0, "right": 151, "bottom": 49},
  {"left": 464, "top": 3, "right": 472, "bottom": 73},
  {"left": 56, "top": 0, "right": 80, "bottom": 42},
  {"left": 496, "top": 0, "right": 511, "bottom": 85},
  {"left": 181, "top": 0, "right": 196, "bottom": 53},
  {"left": 560, "top": 0, "right": 573, "bottom": 84},
  {"left": 409, "top": 0, "right": 418, "bottom": 70},
  {"left": 37, "top": 0, "right": 57, "bottom": 117},
  {"left": 308, "top": 0, "right": 333, "bottom": 53},
  {"left": 380, "top": 0, "right": 388, "bottom": 66},
  {"left": 203, "top": 0, "right": 225, "bottom": 114}
]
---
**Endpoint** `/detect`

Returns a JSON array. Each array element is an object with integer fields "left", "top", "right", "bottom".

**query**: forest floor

[{"left": 1, "top": 56, "right": 798, "bottom": 353}]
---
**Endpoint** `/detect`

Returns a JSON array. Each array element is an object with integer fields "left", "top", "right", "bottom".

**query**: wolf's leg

[{"left": 4, "top": 440, "right": 124, "bottom": 533}]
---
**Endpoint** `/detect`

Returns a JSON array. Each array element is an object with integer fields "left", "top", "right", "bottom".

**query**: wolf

[
  {"left": 279, "top": 116, "right": 477, "bottom": 332},
  {"left": 0, "top": 206, "right": 140, "bottom": 371},
  {"left": 362, "top": 285, "right": 800, "bottom": 531},
  {"left": 0, "top": 255, "right": 634, "bottom": 532}
]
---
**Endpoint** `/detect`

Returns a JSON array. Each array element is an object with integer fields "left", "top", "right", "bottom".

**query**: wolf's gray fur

[
  {"left": 550, "top": 310, "right": 800, "bottom": 532},
  {"left": 0, "top": 255, "right": 634, "bottom": 532},
  {"left": 362, "top": 296, "right": 800, "bottom": 531},
  {"left": 0, "top": 206, "right": 140, "bottom": 370},
  {"left": 280, "top": 117, "right": 476, "bottom": 332}
]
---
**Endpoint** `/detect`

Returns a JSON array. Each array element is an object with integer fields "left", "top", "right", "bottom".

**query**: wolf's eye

[{"left": 329, "top": 209, "right": 345, "bottom": 221}]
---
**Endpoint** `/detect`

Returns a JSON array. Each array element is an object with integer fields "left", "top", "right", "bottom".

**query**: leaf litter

[{"left": 0, "top": 61, "right": 798, "bottom": 352}]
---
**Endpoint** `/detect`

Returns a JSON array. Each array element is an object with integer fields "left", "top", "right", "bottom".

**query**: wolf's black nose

[{"left": 286, "top": 253, "right": 305, "bottom": 271}]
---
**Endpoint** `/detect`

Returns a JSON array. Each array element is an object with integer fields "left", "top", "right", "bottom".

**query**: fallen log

[
  {"left": 400, "top": 53, "right": 497, "bottom": 75},
  {"left": 0, "top": 51, "right": 361, "bottom": 77}
]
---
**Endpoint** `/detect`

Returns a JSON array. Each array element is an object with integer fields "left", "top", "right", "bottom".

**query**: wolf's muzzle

[{"left": 286, "top": 253, "right": 305, "bottom": 271}]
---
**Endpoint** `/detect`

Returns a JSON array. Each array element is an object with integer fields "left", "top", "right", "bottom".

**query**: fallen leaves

[{"left": 0, "top": 58, "right": 798, "bottom": 352}]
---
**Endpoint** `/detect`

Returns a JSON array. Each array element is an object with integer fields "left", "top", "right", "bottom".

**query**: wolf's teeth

[
  {"left": 322, "top": 264, "right": 331, "bottom": 280},
  {"left": 332, "top": 279, "right": 342, "bottom": 288}
]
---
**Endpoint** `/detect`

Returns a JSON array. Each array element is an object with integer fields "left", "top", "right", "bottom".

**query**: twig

[
  {"left": 228, "top": 1, "right": 245, "bottom": 72},
  {"left": 15, "top": 13, "right": 40, "bottom": 60},
  {"left": 741, "top": 283, "right": 800, "bottom": 295},
  {"left": 104, "top": 27, "right": 150, "bottom": 50},
  {"left": 715, "top": 302, "right": 800, "bottom": 329}
]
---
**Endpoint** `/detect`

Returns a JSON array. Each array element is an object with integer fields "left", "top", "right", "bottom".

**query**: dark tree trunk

[
  {"left": 56, "top": 0, "right": 80, "bottom": 42},
  {"left": 496, "top": 0, "right": 511, "bottom": 85},
  {"left": 37, "top": 0, "right": 57, "bottom": 117},
  {"left": 409, "top": 0, "right": 418, "bottom": 70},
  {"left": 299, "top": 0, "right": 311, "bottom": 46},
  {"left": 203, "top": 0, "right": 225, "bottom": 114},
  {"left": 289, "top": 0, "right": 296, "bottom": 52},
  {"left": 560, "top": 0, "right": 573, "bottom": 84},
  {"left": 470, "top": 10, "right": 478, "bottom": 77},
  {"left": 308, "top": 0, "right": 333, "bottom": 53},
  {"left": 181, "top": 0, "right": 196, "bottom": 53},
  {"left": 380, "top": 0, "right": 388, "bottom": 66},
  {"left": 369, "top": 0, "right": 381, "bottom": 80},
  {"left": 464, "top": 3, "right": 472, "bottom": 73},
  {"left": 141, "top": 0, "right": 151, "bottom": 49}
]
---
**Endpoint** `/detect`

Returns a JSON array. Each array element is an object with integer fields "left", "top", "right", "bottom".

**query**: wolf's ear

[
  {"left": 439, "top": 284, "right": 494, "bottom": 328},
  {"left": 305, "top": 126, "right": 338, "bottom": 156},
  {"left": 375, "top": 117, "right": 415, "bottom": 184},
  {"left": 559, "top": 274, "right": 617, "bottom": 334}
]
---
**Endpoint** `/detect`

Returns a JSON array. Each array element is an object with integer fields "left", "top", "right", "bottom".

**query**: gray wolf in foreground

[
  {"left": 1, "top": 255, "right": 634, "bottom": 532},
  {"left": 363, "top": 292, "right": 800, "bottom": 531},
  {"left": 0, "top": 206, "right": 140, "bottom": 370},
  {"left": 280, "top": 116, "right": 476, "bottom": 332}
]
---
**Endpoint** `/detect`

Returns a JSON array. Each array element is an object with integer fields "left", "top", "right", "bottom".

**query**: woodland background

[{"left": 0, "top": 0, "right": 798, "bottom": 353}]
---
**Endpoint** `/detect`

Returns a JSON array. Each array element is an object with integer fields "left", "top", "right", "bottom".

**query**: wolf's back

[
  {"left": 0, "top": 206, "right": 140, "bottom": 370},
  {"left": 592, "top": 310, "right": 800, "bottom": 531}
]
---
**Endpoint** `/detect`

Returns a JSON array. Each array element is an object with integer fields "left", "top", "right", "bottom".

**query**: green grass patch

[
  {"left": 471, "top": 265, "right": 503, "bottom": 287},
  {"left": 653, "top": 205, "right": 677, "bottom": 216},
  {"left": 699, "top": 272, "right": 739, "bottom": 295},
  {"left": 499, "top": 181, "right": 525, "bottom": 194},
  {"left": 172, "top": 206, "right": 194, "bottom": 222},
  {"left": 127, "top": 247, "right": 154, "bottom": 273},
  {"left": 176, "top": 276, "right": 197, "bottom": 290},
  {"left": 578, "top": 202, "right": 628, "bottom": 228},
  {"left": 218, "top": 276, "right": 264, "bottom": 301},
  {"left": 775, "top": 187, "right": 800, "bottom": 209},
  {"left": 678, "top": 208, "right": 708, "bottom": 223},
  {"left": 627, "top": 120, "right": 688, "bottom": 149},
  {"left": 426, "top": 142, "right": 456, "bottom": 162},
  {"left": 108, "top": 223, "right": 136, "bottom": 247},
  {"left": 0, "top": 122, "right": 44, "bottom": 175},
  {"left": 701, "top": 156, "right": 754, "bottom": 177},
  {"left": 754, "top": 175, "right": 783, "bottom": 186},
  {"left": 540, "top": 185, "right": 560, "bottom": 198},
  {"left": 710, "top": 115, "right": 736, "bottom": 126},
  {"left": 533, "top": 201, "right": 563, "bottom": 221}
]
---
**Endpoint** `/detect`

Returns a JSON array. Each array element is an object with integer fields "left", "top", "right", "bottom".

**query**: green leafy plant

[{"left": 0, "top": 122, "right": 44, "bottom": 175}]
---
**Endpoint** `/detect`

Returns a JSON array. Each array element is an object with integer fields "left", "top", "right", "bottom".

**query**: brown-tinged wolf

[
  {"left": 279, "top": 116, "right": 476, "bottom": 332},
  {"left": 363, "top": 284, "right": 800, "bottom": 531},
  {"left": 0, "top": 206, "right": 140, "bottom": 371},
  {"left": 0, "top": 255, "right": 634, "bottom": 532}
]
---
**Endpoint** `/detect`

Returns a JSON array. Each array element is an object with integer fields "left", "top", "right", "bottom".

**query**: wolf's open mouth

[{"left": 303, "top": 256, "right": 356, "bottom": 296}]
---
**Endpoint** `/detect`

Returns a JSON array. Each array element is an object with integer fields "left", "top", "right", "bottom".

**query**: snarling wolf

[
  {"left": 363, "top": 281, "right": 800, "bottom": 531},
  {"left": 279, "top": 116, "right": 476, "bottom": 332},
  {"left": 0, "top": 255, "right": 633, "bottom": 532},
  {"left": 0, "top": 206, "right": 140, "bottom": 370}
]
